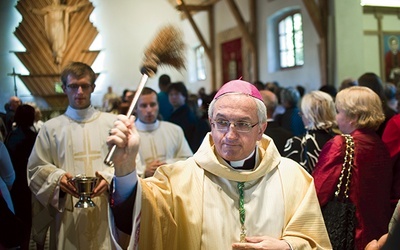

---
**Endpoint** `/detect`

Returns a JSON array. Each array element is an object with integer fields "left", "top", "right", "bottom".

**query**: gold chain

[{"left": 335, "top": 134, "right": 355, "bottom": 200}]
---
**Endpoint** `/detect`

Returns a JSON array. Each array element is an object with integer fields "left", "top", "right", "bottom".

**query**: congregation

[{"left": 1, "top": 63, "right": 400, "bottom": 250}]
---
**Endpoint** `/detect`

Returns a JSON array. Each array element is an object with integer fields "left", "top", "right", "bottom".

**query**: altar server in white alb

[
  {"left": 134, "top": 87, "right": 192, "bottom": 178},
  {"left": 27, "top": 62, "right": 115, "bottom": 249},
  {"left": 107, "top": 79, "right": 332, "bottom": 250}
]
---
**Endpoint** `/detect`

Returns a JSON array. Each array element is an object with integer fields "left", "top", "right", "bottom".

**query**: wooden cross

[{"left": 7, "top": 67, "right": 20, "bottom": 97}]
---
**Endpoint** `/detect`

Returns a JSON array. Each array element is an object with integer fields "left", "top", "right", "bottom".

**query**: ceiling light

[{"left": 361, "top": 0, "right": 400, "bottom": 7}]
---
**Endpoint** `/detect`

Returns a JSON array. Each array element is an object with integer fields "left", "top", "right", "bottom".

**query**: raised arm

[
  {"left": 107, "top": 114, "right": 139, "bottom": 177},
  {"left": 67, "top": 2, "right": 91, "bottom": 14},
  {"left": 107, "top": 115, "right": 140, "bottom": 246}
]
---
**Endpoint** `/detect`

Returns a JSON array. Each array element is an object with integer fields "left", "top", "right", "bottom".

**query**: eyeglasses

[
  {"left": 211, "top": 119, "right": 259, "bottom": 133},
  {"left": 66, "top": 84, "right": 93, "bottom": 91}
]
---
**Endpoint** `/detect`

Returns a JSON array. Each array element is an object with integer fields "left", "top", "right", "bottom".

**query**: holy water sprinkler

[{"left": 104, "top": 25, "right": 186, "bottom": 167}]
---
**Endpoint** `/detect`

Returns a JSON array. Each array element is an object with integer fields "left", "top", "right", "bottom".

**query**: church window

[{"left": 278, "top": 12, "right": 304, "bottom": 68}]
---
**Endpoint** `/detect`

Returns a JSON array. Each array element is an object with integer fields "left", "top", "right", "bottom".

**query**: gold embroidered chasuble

[{"left": 116, "top": 134, "right": 332, "bottom": 250}]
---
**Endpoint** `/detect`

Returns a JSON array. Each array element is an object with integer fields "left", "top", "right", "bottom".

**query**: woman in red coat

[
  {"left": 313, "top": 86, "right": 393, "bottom": 250},
  {"left": 382, "top": 114, "right": 400, "bottom": 211}
]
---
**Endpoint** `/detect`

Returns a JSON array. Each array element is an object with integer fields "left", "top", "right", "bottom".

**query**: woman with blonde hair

[
  {"left": 283, "top": 90, "right": 337, "bottom": 173},
  {"left": 313, "top": 86, "right": 393, "bottom": 250}
]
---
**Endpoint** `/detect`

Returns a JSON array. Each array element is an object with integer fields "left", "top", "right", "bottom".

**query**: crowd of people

[{"left": 1, "top": 62, "right": 400, "bottom": 250}]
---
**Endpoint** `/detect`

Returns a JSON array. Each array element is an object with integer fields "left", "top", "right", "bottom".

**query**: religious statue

[{"left": 32, "top": 0, "right": 89, "bottom": 64}]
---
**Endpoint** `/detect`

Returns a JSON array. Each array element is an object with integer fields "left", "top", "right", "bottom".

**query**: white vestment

[
  {"left": 28, "top": 106, "right": 116, "bottom": 250},
  {"left": 135, "top": 119, "right": 193, "bottom": 177},
  {"left": 109, "top": 134, "right": 332, "bottom": 250}
]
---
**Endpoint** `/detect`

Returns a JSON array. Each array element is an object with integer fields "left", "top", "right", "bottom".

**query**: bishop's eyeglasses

[{"left": 211, "top": 119, "right": 259, "bottom": 133}]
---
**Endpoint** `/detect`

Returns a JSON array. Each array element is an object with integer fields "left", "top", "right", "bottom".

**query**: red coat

[
  {"left": 313, "top": 129, "right": 392, "bottom": 250},
  {"left": 382, "top": 114, "right": 400, "bottom": 210}
]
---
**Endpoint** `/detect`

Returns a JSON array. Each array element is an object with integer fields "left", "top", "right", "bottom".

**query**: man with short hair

[
  {"left": 134, "top": 87, "right": 192, "bottom": 177},
  {"left": 28, "top": 62, "right": 115, "bottom": 249},
  {"left": 107, "top": 80, "right": 331, "bottom": 249},
  {"left": 157, "top": 74, "right": 173, "bottom": 120}
]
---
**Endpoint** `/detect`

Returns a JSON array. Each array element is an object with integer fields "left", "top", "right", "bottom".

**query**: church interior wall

[
  {"left": 0, "top": 0, "right": 399, "bottom": 113},
  {"left": 257, "top": 0, "right": 322, "bottom": 93},
  {"left": 334, "top": 0, "right": 366, "bottom": 86}
]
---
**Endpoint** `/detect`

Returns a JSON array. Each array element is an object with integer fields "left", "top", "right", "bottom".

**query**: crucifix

[
  {"left": 32, "top": 0, "right": 90, "bottom": 65},
  {"left": 7, "top": 67, "right": 20, "bottom": 97}
]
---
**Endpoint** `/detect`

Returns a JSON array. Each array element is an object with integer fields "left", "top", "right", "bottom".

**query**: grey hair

[{"left": 301, "top": 90, "right": 336, "bottom": 130}]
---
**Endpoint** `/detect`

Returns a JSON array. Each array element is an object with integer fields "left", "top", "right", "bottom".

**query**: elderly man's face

[
  {"left": 210, "top": 94, "right": 266, "bottom": 161},
  {"left": 9, "top": 97, "right": 21, "bottom": 111}
]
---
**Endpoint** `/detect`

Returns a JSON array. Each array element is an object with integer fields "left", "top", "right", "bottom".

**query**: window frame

[
  {"left": 195, "top": 45, "right": 207, "bottom": 81},
  {"left": 277, "top": 10, "right": 304, "bottom": 69}
]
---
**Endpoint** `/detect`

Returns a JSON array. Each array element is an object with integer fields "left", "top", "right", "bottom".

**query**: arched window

[
  {"left": 278, "top": 12, "right": 304, "bottom": 68},
  {"left": 195, "top": 45, "right": 206, "bottom": 81}
]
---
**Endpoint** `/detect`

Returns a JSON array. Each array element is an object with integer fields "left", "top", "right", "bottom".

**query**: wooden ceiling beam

[
  {"left": 302, "top": 0, "right": 328, "bottom": 86},
  {"left": 173, "top": 0, "right": 259, "bottom": 84},
  {"left": 176, "top": 4, "right": 211, "bottom": 11},
  {"left": 302, "top": 0, "right": 324, "bottom": 38},
  {"left": 224, "top": 0, "right": 256, "bottom": 55},
  {"left": 179, "top": 0, "right": 212, "bottom": 59},
  {"left": 208, "top": 5, "right": 216, "bottom": 90},
  {"left": 250, "top": 0, "right": 258, "bottom": 81},
  {"left": 176, "top": 0, "right": 216, "bottom": 88}
]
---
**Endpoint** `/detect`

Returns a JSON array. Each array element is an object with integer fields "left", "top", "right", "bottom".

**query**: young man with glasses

[
  {"left": 27, "top": 62, "right": 115, "bottom": 249},
  {"left": 107, "top": 80, "right": 331, "bottom": 249}
]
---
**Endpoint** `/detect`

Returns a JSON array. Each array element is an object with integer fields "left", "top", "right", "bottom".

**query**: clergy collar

[
  {"left": 194, "top": 134, "right": 281, "bottom": 182},
  {"left": 65, "top": 105, "right": 97, "bottom": 122},
  {"left": 135, "top": 119, "right": 160, "bottom": 132},
  {"left": 228, "top": 150, "right": 256, "bottom": 170}
]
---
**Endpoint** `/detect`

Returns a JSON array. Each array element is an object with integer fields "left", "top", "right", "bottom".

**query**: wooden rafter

[
  {"left": 177, "top": 0, "right": 216, "bottom": 89},
  {"left": 171, "top": 0, "right": 259, "bottom": 88},
  {"left": 224, "top": 0, "right": 256, "bottom": 55},
  {"left": 208, "top": 5, "right": 216, "bottom": 90},
  {"left": 302, "top": 0, "right": 328, "bottom": 86},
  {"left": 179, "top": 0, "right": 212, "bottom": 59},
  {"left": 302, "top": 0, "right": 324, "bottom": 38},
  {"left": 176, "top": 4, "right": 210, "bottom": 11}
]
